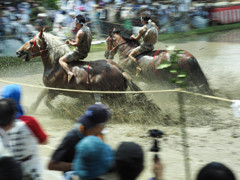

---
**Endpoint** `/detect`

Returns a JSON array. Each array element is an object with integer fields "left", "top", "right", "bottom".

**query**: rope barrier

[
  {"left": 0, "top": 78, "right": 233, "bottom": 103},
  {"left": 0, "top": 78, "right": 179, "bottom": 94}
]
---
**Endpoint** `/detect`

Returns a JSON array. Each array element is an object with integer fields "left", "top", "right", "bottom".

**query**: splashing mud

[{"left": 1, "top": 30, "right": 240, "bottom": 180}]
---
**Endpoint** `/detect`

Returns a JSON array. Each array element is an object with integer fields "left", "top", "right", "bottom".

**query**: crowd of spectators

[
  {"left": 0, "top": 0, "right": 210, "bottom": 43},
  {"left": 0, "top": 83, "right": 238, "bottom": 180}
]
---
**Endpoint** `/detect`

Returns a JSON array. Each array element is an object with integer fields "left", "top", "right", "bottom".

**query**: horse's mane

[
  {"left": 113, "top": 27, "right": 140, "bottom": 46},
  {"left": 37, "top": 32, "right": 70, "bottom": 64}
]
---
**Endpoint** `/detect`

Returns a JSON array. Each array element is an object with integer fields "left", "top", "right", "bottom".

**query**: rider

[
  {"left": 129, "top": 12, "right": 159, "bottom": 76},
  {"left": 59, "top": 14, "right": 92, "bottom": 83}
]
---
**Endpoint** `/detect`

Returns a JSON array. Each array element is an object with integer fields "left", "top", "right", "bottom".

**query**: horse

[
  {"left": 16, "top": 29, "right": 162, "bottom": 121},
  {"left": 15, "top": 29, "right": 140, "bottom": 110},
  {"left": 105, "top": 28, "right": 212, "bottom": 94}
]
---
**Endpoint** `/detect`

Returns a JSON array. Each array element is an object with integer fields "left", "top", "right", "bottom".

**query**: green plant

[
  {"left": 156, "top": 47, "right": 187, "bottom": 87},
  {"left": 41, "top": 0, "right": 59, "bottom": 9}
]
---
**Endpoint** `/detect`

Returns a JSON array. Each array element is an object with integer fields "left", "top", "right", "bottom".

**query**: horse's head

[
  {"left": 104, "top": 28, "right": 127, "bottom": 60},
  {"left": 16, "top": 28, "right": 47, "bottom": 61},
  {"left": 104, "top": 27, "right": 139, "bottom": 60}
]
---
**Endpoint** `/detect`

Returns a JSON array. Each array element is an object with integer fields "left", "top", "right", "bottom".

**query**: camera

[
  {"left": 149, "top": 129, "right": 164, "bottom": 139},
  {"left": 149, "top": 129, "right": 164, "bottom": 162}
]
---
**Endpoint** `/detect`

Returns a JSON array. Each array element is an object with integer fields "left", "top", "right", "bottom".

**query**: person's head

[
  {"left": 73, "top": 135, "right": 115, "bottom": 179},
  {"left": 0, "top": 156, "right": 22, "bottom": 180},
  {"left": 77, "top": 103, "right": 111, "bottom": 136},
  {"left": 0, "top": 98, "right": 16, "bottom": 131},
  {"left": 115, "top": 142, "right": 144, "bottom": 180},
  {"left": 197, "top": 162, "right": 236, "bottom": 180},
  {"left": 75, "top": 14, "right": 86, "bottom": 29},
  {"left": 140, "top": 12, "right": 151, "bottom": 24},
  {"left": 1, "top": 84, "right": 23, "bottom": 118}
]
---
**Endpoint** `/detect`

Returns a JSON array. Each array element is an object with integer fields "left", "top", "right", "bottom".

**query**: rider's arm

[
  {"left": 66, "top": 31, "right": 84, "bottom": 47},
  {"left": 130, "top": 27, "right": 144, "bottom": 41},
  {"left": 152, "top": 22, "right": 160, "bottom": 32},
  {"left": 48, "top": 159, "right": 72, "bottom": 172}
]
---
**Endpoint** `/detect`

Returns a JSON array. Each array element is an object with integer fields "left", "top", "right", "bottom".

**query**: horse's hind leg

[{"left": 45, "top": 90, "right": 58, "bottom": 111}]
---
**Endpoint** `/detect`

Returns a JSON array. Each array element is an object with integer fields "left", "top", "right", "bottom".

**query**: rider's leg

[
  {"left": 128, "top": 49, "right": 142, "bottom": 76},
  {"left": 59, "top": 55, "right": 74, "bottom": 83}
]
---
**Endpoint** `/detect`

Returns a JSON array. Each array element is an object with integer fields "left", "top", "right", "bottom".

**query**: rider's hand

[
  {"left": 130, "top": 35, "right": 135, "bottom": 40},
  {"left": 66, "top": 39, "right": 70, "bottom": 44}
]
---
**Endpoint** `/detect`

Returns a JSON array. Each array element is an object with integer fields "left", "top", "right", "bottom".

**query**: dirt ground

[{"left": 0, "top": 29, "right": 240, "bottom": 180}]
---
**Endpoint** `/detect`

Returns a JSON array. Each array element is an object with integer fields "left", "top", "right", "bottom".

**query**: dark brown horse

[
  {"left": 105, "top": 28, "right": 212, "bottom": 94},
  {"left": 16, "top": 29, "right": 146, "bottom": 111}
]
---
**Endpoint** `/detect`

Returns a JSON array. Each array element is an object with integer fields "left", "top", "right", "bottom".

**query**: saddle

[{"left": 136, "top": 50, "right": 166, "bottom": 60}]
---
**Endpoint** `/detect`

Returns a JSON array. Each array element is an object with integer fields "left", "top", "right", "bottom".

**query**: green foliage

[
  {"left": 40, "top": 0, "right": 59, "bottom": 9},
  {"left": 156, "top": 60, "right": 171, "bottom": 69},
  {"left": 156, "top": 49, "right": 187, "bottom": 87}
]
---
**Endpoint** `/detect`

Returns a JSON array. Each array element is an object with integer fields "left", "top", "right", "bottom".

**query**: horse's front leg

[
  {"left": 94, "top": 93, "right": 102, "bottom": 104},
  {"left": 45, "top": 90, "right": 58, "bottom": 111},
  {"left": 30, "top": 89, "right": 48, "bottom": 113}
]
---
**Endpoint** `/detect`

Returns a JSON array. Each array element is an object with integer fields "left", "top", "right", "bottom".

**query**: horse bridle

[
  {"left": 30, "top": 34, "right": 65, "bottom": 56},
  {"left": 30, "top": 35, "right": 45, "bottom": 56},
  {"left": 107, "top": 36, "right": 127, "bottom": 52}
]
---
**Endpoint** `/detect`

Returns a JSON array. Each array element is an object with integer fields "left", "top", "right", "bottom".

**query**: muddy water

[{"left": 0, "top": 29, "right": 240, "bottom": 180}]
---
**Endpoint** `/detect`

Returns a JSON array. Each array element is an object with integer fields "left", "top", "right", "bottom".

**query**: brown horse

[
  {"left": 105, "top": 28, "right": 212, "bottom": 94},
  {"left": 16, "top": 29, "right": 145, "bottom": 111}
]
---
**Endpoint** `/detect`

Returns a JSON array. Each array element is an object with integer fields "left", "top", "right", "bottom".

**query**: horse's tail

[
  {"left": 122, "top": 72, "right": 162, "bottom": 112},
  {"left": 188, "top": 57, "right": 213, "bottom": 95},
  {"left": 122, "top": 72, "right": 141, "bottom": 91}
]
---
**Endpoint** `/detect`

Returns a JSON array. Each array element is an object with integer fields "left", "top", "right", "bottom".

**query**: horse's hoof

[{"left": 136, "top": 67, "right": 142, "bottom": 76}]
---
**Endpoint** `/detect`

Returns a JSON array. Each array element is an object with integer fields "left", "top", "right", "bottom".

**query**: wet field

[{"left": 0, "top": 29, "right": 240, "bottom": 180}]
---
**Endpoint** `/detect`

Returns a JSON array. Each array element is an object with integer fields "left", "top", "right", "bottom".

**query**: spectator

[
  {"left": 115, "top": 142, "right": 144, "bottom": 180},
  {"left": 1, "top": 84, "right": 48, "bottom": 180},
  {"left": 48, "top": 103, "right": 111, "bottom": 175},
  {"left": 0, "top": 98, "right": 15, "bottom": 155},
  {"left": 0, "top": 156, "right": 23, "bottom": 180},
  {"left": 196, "top": 162, "right": 236, "bottom": 180},
  {"left": 65, "top": 135, "right": 115, "bottom": 180},
  {"left": 115, "top": 141, "right": 164, "bottom": 180}
]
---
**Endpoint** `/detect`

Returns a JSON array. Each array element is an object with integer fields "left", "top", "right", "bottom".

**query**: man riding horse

[
  {"left": 129, "top": 12, "right": 159, "bottom": 76},
  {"left": 59, "top": 14, "right": 92, "bottom": 83}
]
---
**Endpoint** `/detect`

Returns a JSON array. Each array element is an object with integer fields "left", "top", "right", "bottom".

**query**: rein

[
  {"left": 31, "top": 41, "right": 66, "bottom": 56},
  {"left": 110, "top": 41, "right": 127, "bottom": 52}
]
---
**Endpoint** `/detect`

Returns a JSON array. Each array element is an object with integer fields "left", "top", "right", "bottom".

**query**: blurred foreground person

[
  {"left": 196, "top": 162, "right": 236, "bottom": 180},
  {"left": 48, "top": 103, "right": 111, "bottom": 176},
  {"left": 0, "top": 156, "right": 23, "bottom": 180},
  {"left": 116, "top": 141, "right": 164, "bottom": 180},
  {"left": 65, "top": 135, "right": 115, "bottom": 180},
  {"left": 0, "top": 98, "right": 16, "bottom": 155},
  {"left": 115, "top": 142, "right": 144, "bottom": 180},
  {"left": 1, "top": 84, "right": 48, "bottom": 180},
  {"left": 0, "top": 98, "right": 22, "bottom": 179}
]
